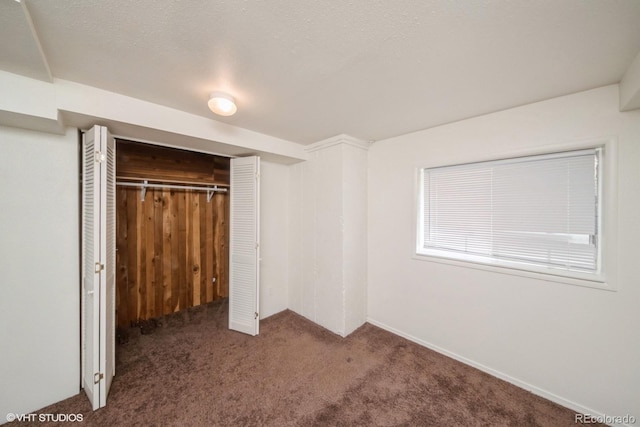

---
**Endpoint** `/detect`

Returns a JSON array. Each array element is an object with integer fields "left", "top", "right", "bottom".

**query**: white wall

[
  {"left": 367, "top": 84, "right": 640, "bottom": 422},
  {"left": 259, "top": 160, "right": 290, "bottom": 319},
  {"left": 288, "top": 137, "right": 368, "bottom": 337},
  {"left": 289, "top": 144, "right": 345, "bottom": 333},
  {"left": 0, "top": 126, "right": 80, "bottom": 419},
  {"left": 342, "top": 143, "right": 368, "bottom": 335}
]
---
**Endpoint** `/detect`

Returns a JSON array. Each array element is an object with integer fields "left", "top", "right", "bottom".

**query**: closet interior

[{"left": 115, "top": 139, "right": 230, "bottom": 328}]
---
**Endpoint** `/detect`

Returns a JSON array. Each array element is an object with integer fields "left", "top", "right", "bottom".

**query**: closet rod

[
  {"left": 116, "top": 180, "right": 227, "bottom": 202},
  {"left": 116, "top": 181, "right": 227, "bottom": 193}
]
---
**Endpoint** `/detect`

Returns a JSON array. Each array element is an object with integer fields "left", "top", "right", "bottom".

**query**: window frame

[{"left": 413, "top": 138, "right": 617, "bottom": 291}]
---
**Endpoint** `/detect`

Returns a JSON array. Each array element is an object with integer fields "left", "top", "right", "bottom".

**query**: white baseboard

[{"left": 366, "top": 317, "right": 632, "bottom": 427}]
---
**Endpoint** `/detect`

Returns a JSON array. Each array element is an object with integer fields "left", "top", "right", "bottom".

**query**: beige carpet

[{"left": 10, "top": 299, "right": 597, "bottom": 426}]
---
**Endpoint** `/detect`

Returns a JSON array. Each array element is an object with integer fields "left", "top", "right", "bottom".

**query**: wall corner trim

[
  {"left": 620, "top": 50, "right": 640, "bottom": 112},
  {"left": 305, "top": 134, "right": 371, "bottom": 153}
]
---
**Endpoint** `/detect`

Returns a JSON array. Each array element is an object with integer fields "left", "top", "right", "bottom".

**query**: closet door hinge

[
  {"left": 95, "top": 151, "right": 106, "bottom": 163},
  {"left": 94, "top": 372, "right": 104, "bottom": 384},
  {"left": 255, "top": 312, "right": 259, "bottom": 319},
  {"left": 94, "top": 262, "right": 104, "bottom": 273}
]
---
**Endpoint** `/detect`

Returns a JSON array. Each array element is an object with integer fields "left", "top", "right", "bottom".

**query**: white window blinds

[{"left": 419, "top": 149, "right": 600, "bottom": 274}]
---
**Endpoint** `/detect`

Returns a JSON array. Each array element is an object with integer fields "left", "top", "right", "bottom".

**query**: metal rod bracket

[{"left": 140, "top": 180, "right": 147, "bottom": 202}]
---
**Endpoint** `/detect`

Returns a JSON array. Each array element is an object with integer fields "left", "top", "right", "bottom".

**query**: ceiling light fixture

[{"left": 208, "top": 92, "right": 237, "bottom": 116}]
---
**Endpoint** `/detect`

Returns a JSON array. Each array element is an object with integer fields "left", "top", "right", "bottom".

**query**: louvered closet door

[
  {"left": 82, "top": 125, "right": 115, "bottom": 410},
  {"left": 82, "top": 127, "right": 101, "bottom": 410},
  {"left": 229, "top": 156, "right": 260, "bottom": 336},
  {"left": 102, "top": 132, "right": 116, "bottom": 405}
]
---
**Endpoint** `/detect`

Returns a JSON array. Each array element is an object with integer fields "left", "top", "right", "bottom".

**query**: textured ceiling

[
  {"left": 3, "top": 0, "right": 640, "bottom": 144},
  {"left": 0, "top": 0, "right": 50, "bottom": 81}
]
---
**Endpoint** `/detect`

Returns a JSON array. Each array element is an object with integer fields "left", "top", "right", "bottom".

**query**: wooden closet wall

[{"left": 115, "top": 140, "right": 230, "bottom": 327}]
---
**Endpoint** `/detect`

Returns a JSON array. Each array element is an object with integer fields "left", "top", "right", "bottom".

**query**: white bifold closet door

[
  {"left": 229, "top": 156, "right": 260, "bottom": 336},
  {"left": 82, "top": 125, "right": 115, "bottom": 410}
]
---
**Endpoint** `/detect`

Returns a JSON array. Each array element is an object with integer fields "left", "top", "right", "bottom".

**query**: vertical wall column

[{"left": 289, "top": 135, "right": 369, "bottom": 337}]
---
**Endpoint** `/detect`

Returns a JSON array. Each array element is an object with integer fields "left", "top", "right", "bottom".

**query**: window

[{"left": 417, "top": 148, "right": 602, "bottom": 281}]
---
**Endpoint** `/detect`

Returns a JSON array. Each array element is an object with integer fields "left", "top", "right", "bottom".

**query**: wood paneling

[
  {"left": 116, "top": 187, "right": 229, "bottom": 327},
  {"left": 116, "top": 139, "right": 230, "bottom": 185},
  {"left": 115, "top": 140, "right": 230, "bottom": 328}
]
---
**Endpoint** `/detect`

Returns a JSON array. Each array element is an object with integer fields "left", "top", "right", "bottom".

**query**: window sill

[{"left": 412, "top": 251, "right": 615, "bottom": 292}]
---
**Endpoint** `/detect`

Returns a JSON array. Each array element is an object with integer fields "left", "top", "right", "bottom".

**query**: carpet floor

[{"left": 12, "top": 299, "right": 598, "bottom": 426}]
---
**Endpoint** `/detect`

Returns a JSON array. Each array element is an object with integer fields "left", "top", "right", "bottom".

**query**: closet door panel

[
  {"left": 229, "top": 156, "right": 260, "bottom": 336},
  {"left": 81, "top": 127, "right": 101, "bottom": 410},
  {"left": 102, "top": 131, "right": 116, "bottom": 405},
  {"left": 81, "top": 125, "right": 115, "bottom": 410}
]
